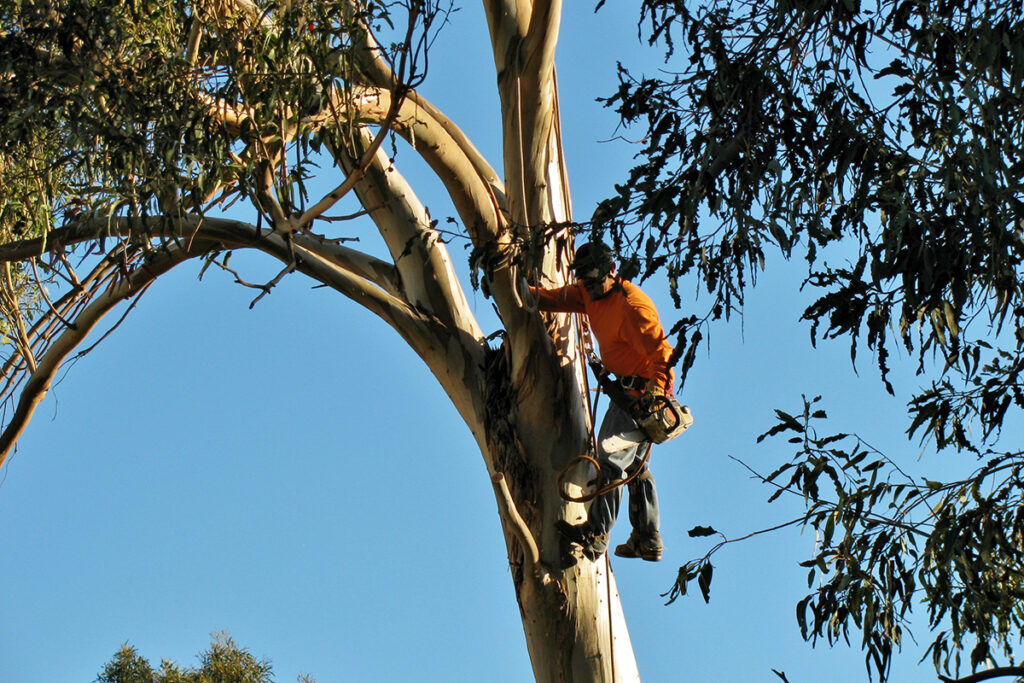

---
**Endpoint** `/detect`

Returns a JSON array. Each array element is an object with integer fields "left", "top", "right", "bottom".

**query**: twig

[
  {"left": 248, "top": 261, "right": 296, "bottom": 309},
  {"left": 296, "top": 87, "right": 407, "bottom": 229},
  {"left": 74, "top": 281, "right": 153, "bottom": 358},
  {"left": 30, "top": 258, "right": 77, "bottom": 331},
  {"left": 938, "top": 666, "right": 1024, "bottom": 683},
  {"left": 205, "top": 256, "right": 297, "bottom": 309},
  {"left": 1, "top": 263, "right": 38, "bottom": 372}
]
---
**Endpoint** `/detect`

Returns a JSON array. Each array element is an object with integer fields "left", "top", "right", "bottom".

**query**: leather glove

[
  {"left": 645, "top": 378, "right": 667, "bottom": 397},
  {"left": 517, "top": 276, "right": 537, "bottom": 310}
]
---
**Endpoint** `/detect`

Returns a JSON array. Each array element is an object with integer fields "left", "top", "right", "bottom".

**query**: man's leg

[
  {"left": 626, "top": 467, "right": 660, "bottom": 536},
  {"left": 616, "top": 467, "right": 663, "bottom": 561},
  {"left": 571, "top": 402, "right": 643, "bottom": 556}
]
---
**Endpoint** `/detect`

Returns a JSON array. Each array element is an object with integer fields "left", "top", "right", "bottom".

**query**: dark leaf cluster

[
  {"left": 597, "top": 2, "right": 1024, "bottom": 679},
  {"left": 597, "top": 0, "right": 1024, "bottom": 405},
  {"left": 761, "top": 396, "right": 1024, "bottom": 681},
  {"left": 0, "top": 0, "right": 395, "bottom": 243}
]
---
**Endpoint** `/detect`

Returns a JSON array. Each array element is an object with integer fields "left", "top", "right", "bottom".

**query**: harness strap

[{"left": 588, "top": 358, "right": 644, "bottom": 414}]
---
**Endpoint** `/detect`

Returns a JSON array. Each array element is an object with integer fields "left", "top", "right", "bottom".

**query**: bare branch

[
  {"left": 0, "top": 240, "right": 214, "bottom": 468},
  {"left": 0, "top": 264, "right": 38, "bottom": 372},
  {"left": 318, "top": 87, "right": 504, "bottom": 244},
  {"left": 296, "top": 90, "right": 407, "bottom": 228},
  {"left": 938, "top": 667, "right": 1024, "bottom": 683},
  {"left": 206, "top": 256, "right": 296, "bottom": 308},
  {"left": 346, "top": 14, "right": 507, "bottom": 209},
  {"left": 29, "top": 258, "right": 77, "bottom": 331},
  {"left": 0, "top": 214, "right": 404, "bottom": 299},
  {"left": 290, "top": 234, "right": 401, "bottom": 296},
  {"left": 492, "top": 471, "right": 549, "bottom": 583}
]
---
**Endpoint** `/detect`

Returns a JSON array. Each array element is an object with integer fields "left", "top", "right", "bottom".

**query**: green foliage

[
  {"left": 0, "top": 0, "right": 438, "bottom": 364},
  {"left": 0, "top": 0, "right": 394, "bottom": 240},
  {"left": 602, "top": 0, "right": 1024, "bottom": 680},
  {"left": 766, "top": 399, "right": 1024, "bottom": 681},
  {"left": 667, "top": 396, "right": 1024, "bottom": 681},
  {"left": 598, "top": 0, "right": 1024, "bottom": 412},
  {"left": 95, "top": 633, "right": 296, "bottom": 683}
]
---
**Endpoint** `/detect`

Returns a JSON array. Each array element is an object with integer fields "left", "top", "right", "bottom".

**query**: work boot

[
  {"left": 614, "top": 530, "right": 664, "bottom": 562},
  {"left": 555, "top": 520, "right": 608, "bottom": 561}
]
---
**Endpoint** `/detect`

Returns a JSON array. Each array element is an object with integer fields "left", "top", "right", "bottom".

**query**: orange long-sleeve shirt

[{"left": 532, "top": 280, "right": 675, "bottom": 391}]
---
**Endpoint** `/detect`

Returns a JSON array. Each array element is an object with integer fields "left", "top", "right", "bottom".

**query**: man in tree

[{"left": 531, "top": 242, "right": 676, "bottom": 562}]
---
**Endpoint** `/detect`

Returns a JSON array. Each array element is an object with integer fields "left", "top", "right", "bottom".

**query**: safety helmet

[{"left": 572, "top": 242, "right": 615, "bottom": 281}]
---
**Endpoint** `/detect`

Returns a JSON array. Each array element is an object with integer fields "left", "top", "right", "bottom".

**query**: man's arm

[{"left": 528, "top": 283, "right": 587, "bottom": 313}]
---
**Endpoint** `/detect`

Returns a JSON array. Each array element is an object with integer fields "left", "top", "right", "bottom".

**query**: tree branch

[
  {"left": 0, "top": 215, "right": 403, "bottom": 297},
  {"left": 0, "top": 240, "right": 214, "bottom": 467},
  {"left": 346, "top": 14, "right": 507, "bottom": 211},
  {"left": 525, "top": 0, "right": 561, "bottom": 84},
  {"left": 290, "top": 235, "right": 401, "bottom": 297},
  {"left": 938, "top": 667, "right": 1024, "bottom": 683},
  {"left": 296, "top": 89, "right": 406, "bottom": 229},
  {"left": 492, "top": 471, "right": 549, "bottom": 583},
  {"left": 318, "top": 86, "right": 504, "bottom": 244}
]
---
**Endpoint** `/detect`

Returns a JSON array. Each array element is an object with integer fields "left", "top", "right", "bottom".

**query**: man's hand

[
  {"left": 645, "top": 378, "right": 668, "bottom": 397},
  {"left": 517, "top": 276, "right": 537, "bottom": 310}
]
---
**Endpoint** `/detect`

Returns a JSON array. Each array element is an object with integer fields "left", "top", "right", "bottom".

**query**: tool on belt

[
  {"left": 587, "top": 358, "right": 693, "bottom": 445},
  {"left": 556, "top": 358, "right": 694, "bottom": 503}
]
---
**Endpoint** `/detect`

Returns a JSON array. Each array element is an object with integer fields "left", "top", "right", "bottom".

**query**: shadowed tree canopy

[{"left": 593, "top": 1, "right": 1024, "bottom": 681}]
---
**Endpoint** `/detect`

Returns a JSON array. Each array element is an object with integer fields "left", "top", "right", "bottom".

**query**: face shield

[
  {"left": 572, "top": 243, "right": 616, "bottom": 296},
  {"left": 575, "top": 264, "right": 613, "bottom": 297}
]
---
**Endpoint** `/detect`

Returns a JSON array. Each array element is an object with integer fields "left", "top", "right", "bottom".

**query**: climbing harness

[
  {"left": 557, "top": 351, "right": 692, "bottom": 504},
  {"left": 557, "top": 352, "right": 651, "bottom": 501},
  {"left": 588, "top": 356, "right": 693, "bottom": 445}
]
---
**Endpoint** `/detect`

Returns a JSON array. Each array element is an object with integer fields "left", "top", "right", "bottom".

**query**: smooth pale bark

[
  {"left": 0, "top": 240, "right": 216, "bottom": 465},
  {"left": 327, "top": 4, "right": 642, "bottom": 675}
]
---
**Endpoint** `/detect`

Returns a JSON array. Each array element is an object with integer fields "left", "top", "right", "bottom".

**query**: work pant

[{"left": 586, "top": 401, "right": 660, "bottom": 551}]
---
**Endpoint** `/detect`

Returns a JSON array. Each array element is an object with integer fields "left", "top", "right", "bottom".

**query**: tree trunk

[{"left": 475, "top": 2, "right": 643, "bottom": 679}]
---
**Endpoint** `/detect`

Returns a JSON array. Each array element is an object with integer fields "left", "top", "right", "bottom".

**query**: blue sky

[{"left": 0, "top": 3, "right": 972, "bottom": 682}]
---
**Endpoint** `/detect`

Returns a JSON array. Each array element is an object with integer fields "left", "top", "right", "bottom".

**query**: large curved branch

[
  {"left": 316, "top": 86, "right": 505, "bottom": 246},
  {"left": 345, "top": 14, "right": 507, "bottom": 210},
  {"left": 194, "top": 80, "right": 507, "bottom": 248},
  {"left": 331, "top": 126, "right": 483, "bottom": 337},
  {"left": 287, "top": 239, "right": 489, "bottom": 443},
  {"left": 0, "top": 216, "right": 402, "bottom": 297},
  {"left": 0, "top": 212, "right": 485, "bottom": 464},
  {"left": 0, "top": 240, "right": 215, "bottom": 467}
]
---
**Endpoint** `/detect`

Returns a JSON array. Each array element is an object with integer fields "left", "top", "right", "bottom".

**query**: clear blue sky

[{"left": 0, "top": 4, "right": 960, "bottom": 682}]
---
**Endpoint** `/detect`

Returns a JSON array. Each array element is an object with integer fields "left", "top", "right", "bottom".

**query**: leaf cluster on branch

[
  {"left": 594, "top": 1, "right": 1024, "bottom": 681},
  {"left": 0, "top": 0, "right": 503, "bottom": 468}
]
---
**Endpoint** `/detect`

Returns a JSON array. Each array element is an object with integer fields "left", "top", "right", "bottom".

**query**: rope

[
  {"left": 556, "top": 442, "right": 653, "bottom": 503},
  {"left": 560, "top": 317, "right": 653, "bottom": 505}
]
